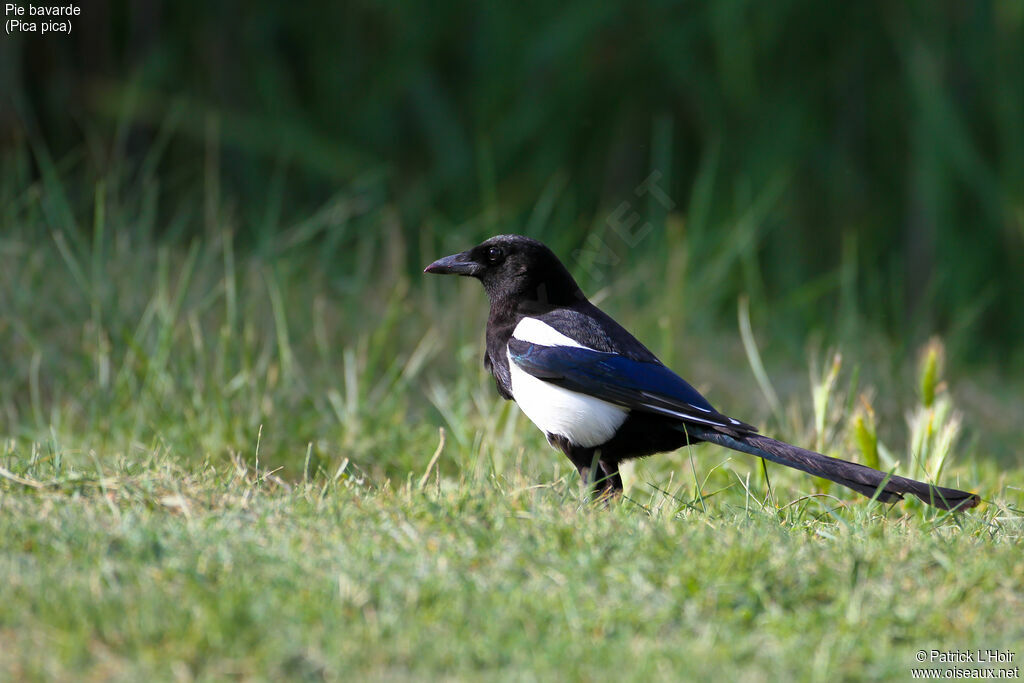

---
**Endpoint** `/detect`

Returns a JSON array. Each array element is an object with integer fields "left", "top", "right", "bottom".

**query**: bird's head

[{"left": 424, "top": 234, "right": 584, "bottom": 306}]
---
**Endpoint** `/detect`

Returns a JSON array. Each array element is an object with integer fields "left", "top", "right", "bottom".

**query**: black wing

[
  {"left": 508, "top": 339, "right": 757, "bottom": 433},
  {"left": 533, "top": 305, "right": 662, "bottom": 362}
]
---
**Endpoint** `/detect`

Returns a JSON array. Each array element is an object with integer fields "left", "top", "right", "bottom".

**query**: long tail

[{"left": 685, "top": 426, "right": 979, "bottom": 510}]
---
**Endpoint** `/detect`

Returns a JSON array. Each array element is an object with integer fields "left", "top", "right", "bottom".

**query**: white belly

[{"left": 506, "top": 349, "right": 627, "bottom": 448}]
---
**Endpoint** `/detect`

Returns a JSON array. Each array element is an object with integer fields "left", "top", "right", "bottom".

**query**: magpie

[{"left": 425, "top": 234, "right": 979, "bottom": 510}]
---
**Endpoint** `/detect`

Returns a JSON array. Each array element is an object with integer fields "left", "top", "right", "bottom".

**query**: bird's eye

[{"left": 486, "top": 246, "right": 504, "bottom": 263}]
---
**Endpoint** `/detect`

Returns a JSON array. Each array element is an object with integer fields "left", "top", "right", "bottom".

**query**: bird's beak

[{"left": 423, "top": 251, "right": 480, "bottom": 276}]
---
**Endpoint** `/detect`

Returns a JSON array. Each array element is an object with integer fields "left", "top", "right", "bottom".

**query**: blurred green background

[
  {"left": 5, "top": 0, "right": 1024, "bottom": 361},
  {"left": 3, "top": 1, "right": 1024, "bottom": 476},
  {"left": 5, "top": 0, "right": 1023, "bottom": 361}
]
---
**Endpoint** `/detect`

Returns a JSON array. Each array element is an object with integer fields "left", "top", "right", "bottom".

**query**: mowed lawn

[
  {"left": 1, "top": 227, "right": 1022, "bottom": 681},
  {"left": 1, "top": 450, "right": 1021, "bottom": 681}
]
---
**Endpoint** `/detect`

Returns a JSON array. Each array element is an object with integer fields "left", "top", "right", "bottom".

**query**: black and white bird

[{"left": 425, "top": 234, "right": 979, "bottom": 510}]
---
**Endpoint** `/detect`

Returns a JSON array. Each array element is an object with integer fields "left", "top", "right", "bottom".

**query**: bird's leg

[
  {"left": 567, "top": 448, "right": 622, "bottom": 501},
  {"left": 597, "top": 458, "right": 623, "bottom": 495},
  {"left": 567, "top": 449, "right": 595, "bottom": 491},
  {"left": 567, "top": 448, "right": 600, "bottom": 499}
]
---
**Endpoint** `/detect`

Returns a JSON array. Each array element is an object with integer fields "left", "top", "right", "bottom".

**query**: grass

[
  {"left": 1, "top": 450, "right": 1022, "bottom": 681},
  {"left": 19, "top": 1, "right": 1024, "bottom": 362},
  {"left": 1, "top": 166, "right": 1023, "bottom": 680}
]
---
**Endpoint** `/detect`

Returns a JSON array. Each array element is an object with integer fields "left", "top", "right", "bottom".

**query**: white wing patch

[{"left": 512, "top": 317, "right": 590, "bottom": 349}]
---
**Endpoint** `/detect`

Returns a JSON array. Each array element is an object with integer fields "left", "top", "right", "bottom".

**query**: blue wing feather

[{"left": 508, "top": 339, "right": 756, "bottom": 432}]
